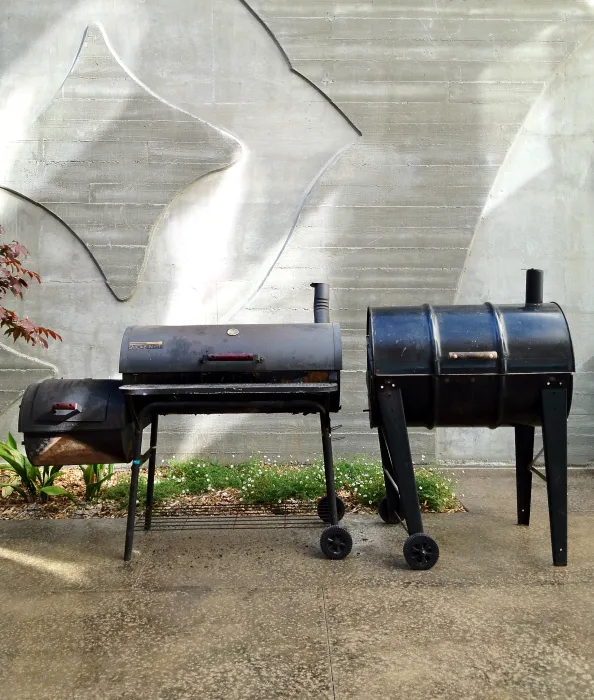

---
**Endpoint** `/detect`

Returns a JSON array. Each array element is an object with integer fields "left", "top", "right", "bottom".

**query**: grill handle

[
  {"left": 311, "top": 282, "right": 330, "bottom": 323},
  {"left": 51, "top": 402, "right": 80, "bottom": 415},
  {"left": 449, "top": 351, "right": 498, "bottom": 360},
  {"left": 202, "top": 353, "right": 263, "bottom": 363}
]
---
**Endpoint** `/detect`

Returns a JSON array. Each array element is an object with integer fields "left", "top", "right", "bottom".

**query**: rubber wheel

[
  {"left": 317, "top": 495, "right": 346, "bottom": 523},
  {"left": 378, "top": 495, "right": 403, "bottom": 524},
  {"left": 320, "top": 525, "right": 353, "bottom": 560},
  {"left": 403, "top": 533, "right": 439, "bottom": 570}
]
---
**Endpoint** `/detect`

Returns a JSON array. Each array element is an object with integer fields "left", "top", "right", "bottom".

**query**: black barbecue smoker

[
  {"left": 366, "top": 269, "right": 574, "bottom": 570},
  {"left": 19, "top": 284, "right": 353, "bottom": 562}
]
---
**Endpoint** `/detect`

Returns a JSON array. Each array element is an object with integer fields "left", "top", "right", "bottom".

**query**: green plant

[
  {"left": 79, "top": 463, "right": 114, "bottom": 502},
  {"left": 101, "top": 455, "right": 460, "bottom": 514},
  {"left": 0, "top": 432, "right": 74, "bottom": 503}
]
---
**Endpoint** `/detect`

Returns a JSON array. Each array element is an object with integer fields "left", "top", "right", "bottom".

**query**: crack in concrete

[{"left": 321, "top": 586, "right": 337, "bottom": 700}]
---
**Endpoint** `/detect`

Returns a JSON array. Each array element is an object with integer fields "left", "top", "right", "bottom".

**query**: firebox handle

[{"left": 51, "top": 402, "right": 81, "bottom": 416}]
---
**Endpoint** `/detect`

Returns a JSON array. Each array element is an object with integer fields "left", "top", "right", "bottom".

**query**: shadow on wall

[
  {"left": 0, "top": 0, "right": 358, "bottom": 458},
  {"left": 234, "top": 10, "right": 592, "bottom": 462},
  {"left": 449, "top": 28, "right": 594, "bottom": 465}
]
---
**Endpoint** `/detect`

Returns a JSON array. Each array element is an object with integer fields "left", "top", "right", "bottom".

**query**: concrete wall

[{"left": 1, "top": 0, "right": 594, "bottom": 464}]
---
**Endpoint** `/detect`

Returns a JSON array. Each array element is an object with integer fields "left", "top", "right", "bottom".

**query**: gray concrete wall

[{"left": 1, "top": 0, "right": 594, "bottom": 464}]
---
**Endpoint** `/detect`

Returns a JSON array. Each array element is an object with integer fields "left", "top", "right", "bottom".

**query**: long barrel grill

[
  {"left": 367, "top": 269, "right": 574, "bottom": 569},
  {"left": 20, "top": 284, "right": 353, "bottom": 561}
]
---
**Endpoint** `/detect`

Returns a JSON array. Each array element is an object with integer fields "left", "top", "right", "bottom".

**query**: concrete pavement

[{"left": 1, "top": 469, "right": 593, "bottom": 699}]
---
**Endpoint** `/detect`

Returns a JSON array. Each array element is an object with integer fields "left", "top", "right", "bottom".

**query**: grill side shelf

[{"left": 119, "top": 383, "right": 338, "bottom": 395}]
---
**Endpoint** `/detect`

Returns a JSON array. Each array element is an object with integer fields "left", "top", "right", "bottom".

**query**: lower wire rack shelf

[{"left": 135, "top": 501, "right": 324, "bottom": 531}]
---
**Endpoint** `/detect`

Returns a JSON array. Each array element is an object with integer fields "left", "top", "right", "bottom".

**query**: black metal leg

[
  {"left": 379, "top": 427, "right": 401, "bottom": 516},
  {"left": 541, "top": 388, "right": 568, "bottom": 566},
  {"left": 320, "top": 411, "right": 339, "bottom": 526},
  {"left": 377, "top": 389, "right": 423, "bottom": 534},
  {"left": 515, "top": 425, "right": 535, "bottom": 526},
  {"left": 124, "top": 430, "right": 143, "bottom": 562},
  {"left": 144, "top": 414, "right": 159, "bottom": 531}
]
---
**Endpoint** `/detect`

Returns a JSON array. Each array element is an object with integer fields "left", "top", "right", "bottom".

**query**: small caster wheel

[
  {"left": 403, "top": 532, "right": 439, "bottom": 570},
  {"left": 317, "top": 495, "right": 346, "bottom": 523},
  {"left": 320, "top": 525, "right": 352, "bottom": 560},
  {"left": 378, "top": 495, "right": 403, "bottom": 524}
]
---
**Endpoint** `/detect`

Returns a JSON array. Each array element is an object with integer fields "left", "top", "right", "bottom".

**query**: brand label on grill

[{"left": 128, "top": 341, "right": 163, "bottom": 350}]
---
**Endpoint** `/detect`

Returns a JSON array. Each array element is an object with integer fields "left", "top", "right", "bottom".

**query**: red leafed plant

[{"left": 0, "top": 224, "right": 61, "bottom": 348}]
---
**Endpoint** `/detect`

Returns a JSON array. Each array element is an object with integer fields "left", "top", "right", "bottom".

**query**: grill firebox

[{"left": 366, "top": 269, "right": 574, "bottom": 570}]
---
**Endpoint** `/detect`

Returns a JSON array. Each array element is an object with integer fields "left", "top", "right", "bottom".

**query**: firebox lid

[{"left": 18, "top": 379, "right": 127, "bottom": 433}]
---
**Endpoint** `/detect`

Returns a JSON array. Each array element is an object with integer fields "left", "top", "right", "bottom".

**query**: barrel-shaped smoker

[
  {"left": 18, "top": 284, "right": 352, "bottom": 562},
  {"left": 366, "top": 270, "right": 573, "bottom": 569},
  {"left": 367, "top": 302, "right": 574, "bottom": 429}
]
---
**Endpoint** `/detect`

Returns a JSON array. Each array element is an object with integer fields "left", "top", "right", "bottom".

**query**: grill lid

[
  {"left": 120, "top": 323, "right": 342, "bottom": 375},
  {"left": 368, "top": 303, "right": 574, "bottom": 376}
]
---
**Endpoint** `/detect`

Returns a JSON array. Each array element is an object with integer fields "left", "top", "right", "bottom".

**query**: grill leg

[
  {"left": 541, "top": 388, "right": 568, "bottom": 567},
  {"left": 124, "top": 430, "right": 143, "bottom": 562},
  {"left": 320, "top": 411, "right": 339, "bottom": 526},
  {"left": 377, "top": 389, "right": 423, "bottom": 535},
  {"left": 515, "top": 425, "right": 535, "bottom": 526},
  {"left": 379, "top": 427, "right": 401, "bottom": 518},
  {"left": 144, "top": 414, "right": 159, "bottom": 531}
]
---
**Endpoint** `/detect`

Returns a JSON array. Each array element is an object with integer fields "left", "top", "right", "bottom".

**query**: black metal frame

[
  {"left": 122, "top": 398, "right": 341, "bottom": 562},
  {"left": 377, "top": 390, "right": 424, "bottom": 536},
  {"left": 515, "top": 388, "right": 568, "bottom": 566},
  {"left": 374, "top": 385, "right": 569, "bottom": 567}
]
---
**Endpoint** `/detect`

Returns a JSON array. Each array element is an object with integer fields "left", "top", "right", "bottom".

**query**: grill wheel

[
  {"left": 320, "top": 525, "right": 353, "bottom": 560},
  {"left": 317, "top": 495, "right": 345, "bottom": 523},
  {"left": 403, "top": 532, "right": 439, "bottom": 570}
]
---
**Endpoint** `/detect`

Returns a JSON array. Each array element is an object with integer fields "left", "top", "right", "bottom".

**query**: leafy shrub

[
  {"left": 0, "top": 433, "right": 74, "bottom": 503},
  {"left": 0, "top": 223, "right": 62, "bottom": 347},
  {"left": 79, "top": 463, "right": 114, "bottom": 502}
]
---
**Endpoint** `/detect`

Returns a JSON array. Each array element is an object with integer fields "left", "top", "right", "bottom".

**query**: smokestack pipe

[
  {"left": 525, "top": 269, "right": 544, "bottom": 305},
  {"left": 311, "top": 282, "right": 330, "bottom": 323}
]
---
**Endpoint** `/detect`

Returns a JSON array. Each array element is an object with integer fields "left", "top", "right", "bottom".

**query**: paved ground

[{"left": 1, "top": 469, "right": 593, "bottom": 700}]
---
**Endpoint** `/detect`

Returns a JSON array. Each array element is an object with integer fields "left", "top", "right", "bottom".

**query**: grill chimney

[
  {"left": 525, "top": 269, "right": 543, "bottom": 306},
  {"left": 311, "top": 283, "right": 330, "bottom": 323}
]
